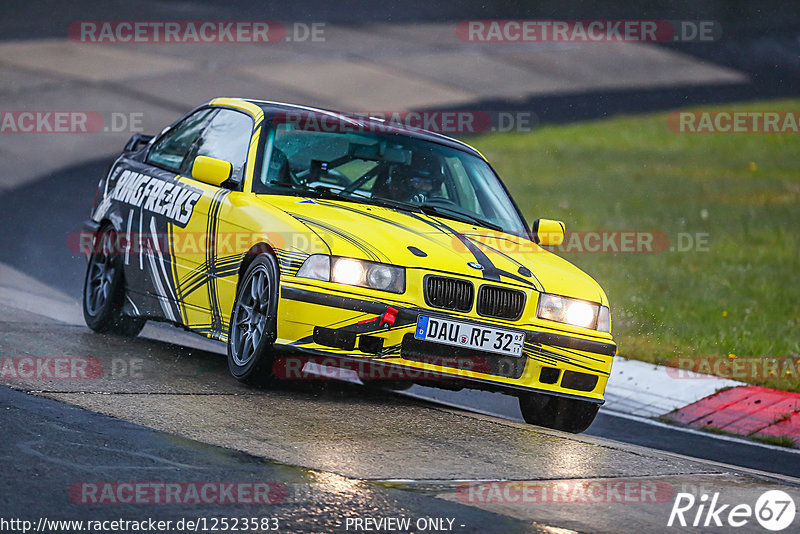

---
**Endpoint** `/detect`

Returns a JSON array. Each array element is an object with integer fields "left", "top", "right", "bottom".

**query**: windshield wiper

[
  {"left": 269, "top": 182, "right": 500, "bottom": 230},
  {"left": 361, "top": 196, "right": 426, "bottom": 213},
  {"left": 418, "top": 203, "right": 503, "bottom": 232},
  {"left": 269, "top": 182, "right": 360, "bottom": 200},
  {"left": 316, "top": 187, "right": 503, "bottom": 231},
  {"left": 269, "top": 182, "right": 421, "bottom": 211}
]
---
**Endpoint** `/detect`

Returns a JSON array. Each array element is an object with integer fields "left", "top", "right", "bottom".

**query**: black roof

[{"left": 246, "top": 99, "right": 484, "bottom": 159}]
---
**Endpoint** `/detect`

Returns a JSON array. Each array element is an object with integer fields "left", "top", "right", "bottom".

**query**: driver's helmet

[{"left": 386, "top": 163, "right": 444, "bottom": 203}]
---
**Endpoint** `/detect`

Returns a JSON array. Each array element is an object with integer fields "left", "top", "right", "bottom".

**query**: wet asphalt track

[{"left": 0, "top": 386, "right": 534, "bottom": 533}]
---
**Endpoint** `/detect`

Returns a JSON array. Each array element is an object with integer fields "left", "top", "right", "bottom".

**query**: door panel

[{"left": 168, "top": 109, "right": 255, "bottom": 340}]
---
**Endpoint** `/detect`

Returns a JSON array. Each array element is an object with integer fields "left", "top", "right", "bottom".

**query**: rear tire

[
  {"left": 518, "top": 392, "right": 599, "bottom": 433},
  {"left": 82, "top": 225, "right": 145, "bottom": 337},
  {"left": 227, "top": 254, "right": 280, "bottom": 385}
]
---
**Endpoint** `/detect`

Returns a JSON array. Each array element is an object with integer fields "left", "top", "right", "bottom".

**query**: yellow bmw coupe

[{"left": 83, "top": 97, "right": 615, "bottom": 433}]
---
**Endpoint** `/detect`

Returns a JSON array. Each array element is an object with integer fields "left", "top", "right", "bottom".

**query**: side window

[
  {"left": 187, "top": 109, "right": 253, "bottom": 184},
  {"left": 146, "top": 109, "right": 215, "bottom": 172}
]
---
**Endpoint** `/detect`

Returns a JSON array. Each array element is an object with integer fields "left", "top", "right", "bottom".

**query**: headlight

[
  {"left": 332, "top": 258, "right": 366, "bottom": 286},
  {"left": 537, "top": 293, "right": 608, "bottom": 331},
  {"left": 297, "top": 255, "right": 405, "bottom": 293}
]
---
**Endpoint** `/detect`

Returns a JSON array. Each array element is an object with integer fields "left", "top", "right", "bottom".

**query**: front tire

[
  {"left": 518, "top": 392, "right": 599, "bottom": 433},
  {"left": 82, "top": 225, "right": 145, "bottom": 337},
  {"left": 227, "top": 254, "right": 280, "bottom": 384}
]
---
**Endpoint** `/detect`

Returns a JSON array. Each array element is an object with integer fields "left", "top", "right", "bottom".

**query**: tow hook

[{"left": 379, "top": 306, "right": 399, "bottom": 328}]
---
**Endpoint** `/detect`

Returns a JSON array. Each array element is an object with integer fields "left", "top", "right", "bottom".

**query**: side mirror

[
  {"left": 124, "top": 133, "right": 153, "bottom": 153},
  {"left": 191, "top": 156, "right": 232, "bottom": 187},
  {"left": 532, "top": 219, "right": 565, "bottom": 246}
]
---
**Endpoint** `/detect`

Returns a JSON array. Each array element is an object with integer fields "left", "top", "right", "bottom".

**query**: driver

[{"left": 382, "top": 165, "right": 444, "bottom": 203}]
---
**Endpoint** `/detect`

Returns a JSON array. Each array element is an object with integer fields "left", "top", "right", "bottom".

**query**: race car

[{"left": 82, "top": 97, "right": 616, "bottom": 433}]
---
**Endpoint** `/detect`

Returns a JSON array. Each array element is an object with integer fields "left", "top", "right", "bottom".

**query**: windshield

[{"left": 254, "top": 119, "right": 527, "bottom": 234}]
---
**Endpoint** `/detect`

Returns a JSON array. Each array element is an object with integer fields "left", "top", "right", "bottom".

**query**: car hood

[{"left": 260, "top": 196, "right": 607, "bottom": 305}]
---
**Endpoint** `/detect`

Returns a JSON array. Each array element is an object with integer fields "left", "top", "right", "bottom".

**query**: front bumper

[{"left": 276, "top": 281, "right": 616, "bottom": 403}]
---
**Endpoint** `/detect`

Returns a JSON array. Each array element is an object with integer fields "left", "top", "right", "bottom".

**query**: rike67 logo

[{"left": 668, "top": 490, "right": 796, "bottom": 531}]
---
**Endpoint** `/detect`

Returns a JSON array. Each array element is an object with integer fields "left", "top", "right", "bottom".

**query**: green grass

[
  {"left": 467, "top": 99, "right": 800, "bottom": 392},
  {"left": 697, "top": 424, "right": 738, "bottom": 437},
  {"left": 750, "top": 434, "right": 797, "bottom": 448}
]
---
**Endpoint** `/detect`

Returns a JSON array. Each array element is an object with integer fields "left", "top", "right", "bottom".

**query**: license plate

[{"left": 414, "top": 315, "right": 525, "bottom": 357}]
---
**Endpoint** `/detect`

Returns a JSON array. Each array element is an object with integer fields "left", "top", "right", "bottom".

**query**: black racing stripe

[
  {"left": 186, "top": 321, "right": 229, "bottom": 340},
  {"left": 167, "top": 221, "right": 188, "bottom": 322},
  {"left": 180, "top": 270, "right": 209, "bottom": 297},
  {"left": 215, "top": 267, "right": 239, "bottom": 278},
  {"left": 289, "top": 335, "right": 315, "bottom": 347},
  {"left": 316, "top": 200, "right": 540, "bottom": 289},
  {"left": 276, "top": 249, "right": 309, "bottom": 258},
  {"left": 406, "top": 212, "right": 535, "bottom": 288},
  {"left": 465, "top": 235, "right": 544, "bottom": 291},
  {"left": 216, "top": 253, "right": 243, "bottom": 264},
  {"left": 204, "top": 194, "right": 215, "bottom": 328},
  {"left": 178, "top": 255, "right": 241, "bottom": 298},
  {"left": 523, "top": 342, "right": 603, "bottom": 366},
  {"left": 526, "top": 331, "right": 616, "bottom": 357},
  {"left": 213, "top": 256, "right": 241, "bottom": 273},
  {"left": 522, "top": 345, "right": 599, "bottom": 371},
  {"left": 408, "top": 213, "right": 498, "bottom": 280},
  {"left": 311, "top": 201, "right": 527, "bottom": 280},
  {"left": 321, "top": 312, "right": 371, "bottom": 329},
  {"left": 190, "top": 255, "right": 241, "bottom": 274},
  {"left": 205, "top": 188, "right": 229, "bottom": 338},
  {"left": 380, "top": 343, "right": 402, "bottom": 356},
  {"left": 525, "top": 343, "right": 590, "bottom": 367},
  {"left": 281, "top": 287, "right": 417, "bottom": 325},
  {"left": 275, "top": 248, "right": 309, "bottom": 276},
  {"left": 537, "top": 342, "right": 607, "bottom": 363},
  {"left": 525, "top": 344, "right": 609, "bottom": 375},
  {"left": 312, "top": 200, "right": 449, "bottom": 247},
  {"left": 293, "top": 215, "right": 387, "bottom": 262}
]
